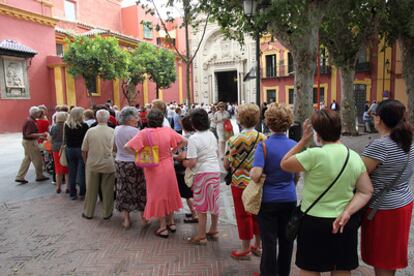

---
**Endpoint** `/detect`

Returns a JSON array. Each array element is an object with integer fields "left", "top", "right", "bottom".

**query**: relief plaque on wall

[{"left": 0, "top": 57, "right": 30, "bottom": 99}]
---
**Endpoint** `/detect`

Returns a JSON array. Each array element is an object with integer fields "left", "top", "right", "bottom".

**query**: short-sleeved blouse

[
  {"left": 296, "top": 144, "right": 366, "bottom": 218},
  {"left": 362, "top": 136, "right": 414, "bottom": 210},
  {"left": 225, "top": 130, "right": 266, "bottom": 189},
  {"left": 114, "top": 125, "right": 139, "bottom": 162},
  {"left": 186, "top": 130, "right": 220, "bottom": 174}
]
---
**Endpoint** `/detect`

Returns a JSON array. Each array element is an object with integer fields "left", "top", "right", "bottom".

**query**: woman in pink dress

[{"left": 125, "top": 108, "right": 185, "bottom": 238}]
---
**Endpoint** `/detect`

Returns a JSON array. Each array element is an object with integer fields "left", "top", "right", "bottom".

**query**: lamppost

[{"left": 243, "top": 0, "right": 262, "bottom": 131}]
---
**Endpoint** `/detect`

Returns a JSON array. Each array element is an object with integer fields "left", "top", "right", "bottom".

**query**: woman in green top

[{"left": 280, "top": 109, "right": 373, "bottom": 276}]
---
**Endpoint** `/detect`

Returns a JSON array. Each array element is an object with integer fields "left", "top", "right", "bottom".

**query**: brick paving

[{"left": 0, "top": 132, "right": 413, "bottom": 275}]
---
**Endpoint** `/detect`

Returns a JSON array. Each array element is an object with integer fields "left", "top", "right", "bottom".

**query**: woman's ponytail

[
  {"left": 377, "top": 99, "right": 413, "bottom": 153},
  {"left": 390, "top": 119, "right": 412, "bottom": 153}
]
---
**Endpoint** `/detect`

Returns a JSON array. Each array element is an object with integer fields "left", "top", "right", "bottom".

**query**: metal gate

[{"left": 353, "top": 84, "right": 367, "bottom": 124}]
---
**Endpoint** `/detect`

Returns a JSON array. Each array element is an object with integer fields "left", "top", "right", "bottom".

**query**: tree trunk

[
  {"left": 400, "top": 36, "right": 414, "bottom": 124},
  {"left": 156, "top": 84, "right": 160, "bottom": 99},
  {"left": 85, "top": 77, "right": 96, "bottom": 107},
  {"left": 272, "top": 1, "right": 325, "bottom": 124},
  {"left": 127, "top": 82, "right": 137, "bottom": 106},
  {"left": 339, "top": 65, "right": 358, "bottom": 135},
  {"left": 292, "top": 48, "right": 317, "bottom": 124},
  {"left": 184, "top": 0, "right": 192, "bottom": 104},
  {"left": 186, "top": 60, "right": 191, "bottom": 104}
]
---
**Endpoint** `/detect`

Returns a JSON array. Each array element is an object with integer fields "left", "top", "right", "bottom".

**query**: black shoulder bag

[
  {"left": 286, "top": 146, "right": 350, "bottom": 241},
  {"left": 225, "top": 131, "right": 260, "bottom": 185}
]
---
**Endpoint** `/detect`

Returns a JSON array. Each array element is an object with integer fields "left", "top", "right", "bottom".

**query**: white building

[{"left": 191, "top": 21, "right": 257, "bottom": 104}]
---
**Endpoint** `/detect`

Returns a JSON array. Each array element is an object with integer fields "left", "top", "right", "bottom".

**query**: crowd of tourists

[{"left": 15, "top": 98, "right": 413, "bottom": 276}]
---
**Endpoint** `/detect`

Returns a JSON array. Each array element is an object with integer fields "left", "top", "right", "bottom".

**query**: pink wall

[
  {"left": 0, "top": 15, "right": 56, "bottom": 133},
  {"left": 121, "top": 6, "right": 139, "bottom": 38},
  {"left": 3, "top": 0, "right": 52, "bottom": 16},
  {"left": 54, "top": 0, "right": 122, "bottom": 32}
]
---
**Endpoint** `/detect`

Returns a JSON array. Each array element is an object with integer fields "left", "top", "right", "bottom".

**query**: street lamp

[
  {"left": 242, "top": 0, "right": 262, "bottom": 131},
  {"left": 243, "top": 0, "right": 257, "bottom": 17}
]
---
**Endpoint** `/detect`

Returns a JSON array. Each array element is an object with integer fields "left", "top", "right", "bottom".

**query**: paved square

[{"left": 0, "top": 133, "right": 413, "bottom": 275}]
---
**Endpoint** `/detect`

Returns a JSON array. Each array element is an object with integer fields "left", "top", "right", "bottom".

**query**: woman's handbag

[
  {"left": 242, "top": 175, "right": 266, "bottom": 215},
  {"left": 59, "top": 145, "right": 68, "bottom": 167},
  {"left": 59, "top": 124, "right": 68, "bottom": 167},
  {"left": 135, "top": 130, "right": 160, "bottom": 168},
  {"left": 226, "top": 132, "right": 260, "bottom": 185},
  {"left": 223, "top": 119, "right": 233, "bottom": 132},
  {"left": 184, "top": 168, "right": 195, "bottom": 188},
  {"left": 241, "top": 142, "right": 267, "bottom": 215},
  {"left": 286, "top": 147, "right": 350, "bottom": 241}
]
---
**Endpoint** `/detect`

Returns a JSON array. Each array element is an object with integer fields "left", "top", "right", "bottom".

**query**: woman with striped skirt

[{"left": 183, "top": 108, "right": 221, "bottom": 245}]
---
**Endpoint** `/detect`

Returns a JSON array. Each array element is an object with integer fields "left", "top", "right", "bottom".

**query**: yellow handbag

[
  {"left": 241, "top": 142, "right": 267, "bottom": 215},
  {"left": 135, "top": 130, "right": 160, "bottom": 168}
]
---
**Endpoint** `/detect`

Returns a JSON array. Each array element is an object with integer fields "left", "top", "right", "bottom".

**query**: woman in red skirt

[
  {"left": 361, "top": 99, "right": 414, "bottom": 276},
  {"left": 49, "top": 112, "right": 69, "bottom": 193}
]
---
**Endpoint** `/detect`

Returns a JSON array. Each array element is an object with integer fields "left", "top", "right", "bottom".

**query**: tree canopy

[
  {"left": 135, "top": 42, "right": 176, "bottom": 98},
  {"left": 64, "top": 36, "right": 129, "bottom": 96}
]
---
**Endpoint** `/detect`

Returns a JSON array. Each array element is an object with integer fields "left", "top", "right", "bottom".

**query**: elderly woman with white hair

[
  {"left": 114, "top": 107, "right": 147, "bottom": 228},
  {"left": 49, "top": 111, "right": 69, "bottom": 193},
  {"left": 65, "top": 107, "right": 89, "bottom": 200},
  {"left": 82, "top": 109, "right": 116, "bottom": 220}
]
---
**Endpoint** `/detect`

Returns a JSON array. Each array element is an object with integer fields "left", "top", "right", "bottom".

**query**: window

[
  {"left": 0, "top": 57, "right": 30, "bottom": 99},
  {"left": 288, "top": 88, "right": 295, "bottom": 105},
  {"left": 265, "top": 54, "right": 276, "bottom": 78},
  {"left": 320, "top": 47, "right": 328, "bottom": 67},
  {"left": 143, "top": 21, "right": 153, "bottom": 39},
  {"left": 313, "top": 87, "right": 325, "bottom": 104},
  {"left": 288, "top": 52, "right": 294, "bottom": 73},
  {"left": 56, "top": 43, "right": 64, "bottom": 57},
  {"left": 357, "top": 48, "right": 368, "bottom": 63},
  {"left": 266, "top": 89, "right": 276, "bottom": 103},
  {"left": 64, "top": 0, "right": 76, "bottom": 21}
]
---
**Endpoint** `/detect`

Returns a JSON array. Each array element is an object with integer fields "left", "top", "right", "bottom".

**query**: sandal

[
  {"left": 140, "top": 216, "right": 150, "bottom": 227},
  {"left": 231, "top": 249, "right": 251, "bottom": 260},
  {"left": 167, "top": 224, "right": 177, "bottom": 233},
  {"left": 122, "top": 221, "right": 131, "bottom": 229},
  {"left": 187, "top": 236, "right": 207, "bottom": 246},
  {"left": 155, "top": 228, "right": 169, "bottom": 239},
  {"left": 250, "top": 245, "right": 262, "bottom": 257},
  {"left": 185, "top": 213, "right": 193, "bottom": 218},
  {"left": 206, "top": 231, "right": 219, "bottom": 241},
  {"left": 184, "top": 217, "right": 199, "bottom": 223}
]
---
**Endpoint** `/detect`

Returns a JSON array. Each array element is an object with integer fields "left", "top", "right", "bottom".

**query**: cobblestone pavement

[{"left": 0, "top": 132, "right": 413, "bottom": 276}]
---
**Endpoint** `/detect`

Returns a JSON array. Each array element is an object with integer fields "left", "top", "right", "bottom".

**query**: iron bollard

[{"left": 289, "top": 121, "right": 302, "bottom": 142}]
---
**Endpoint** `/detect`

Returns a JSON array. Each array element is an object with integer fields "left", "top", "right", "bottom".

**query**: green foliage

[
  {"left": 320, "top": 0, "right": 385, "bottom": 68},
  {"left": 199, "top": 0, "right": 327, "bottom": 47},
  {"left": 127, "top": 45, "right": 149, "bottom": 85},
  {"left": 63, "top": 36, "right": 129, "bottom": 94},
  {"left": 132, "top": 42, "right": 176, "bottom": 91},
  {"left": 385, "top": 0, "right": 414, "bottom": 42}
]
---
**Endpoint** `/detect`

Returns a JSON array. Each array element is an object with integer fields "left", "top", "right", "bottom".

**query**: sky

[{"left": 121, "top": 0, "right": 183, "bottom": 18}]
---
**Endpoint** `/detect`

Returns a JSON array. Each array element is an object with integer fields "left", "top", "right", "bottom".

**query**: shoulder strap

[
  {"left": 303, "top": 146, "right": 350, "bottom": 215},
  {"left": 231, "top": 131, "right": 260, "bottom": 174},
  {"left": 367, "top": 154, "right": 410, "bottom": 220},
  {"left": 145, "top": 129, "right": 153, "bottom": 147}
]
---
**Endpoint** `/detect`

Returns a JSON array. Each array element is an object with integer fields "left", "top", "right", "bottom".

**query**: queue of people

[{"left": 14, "top": 98, "right": 413, "bottom": 276}]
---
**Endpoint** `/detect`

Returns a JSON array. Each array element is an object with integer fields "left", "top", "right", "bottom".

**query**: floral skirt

[
  {"left": 192, "top": 172, "right": 220, "bottom": 215},
  {"left": 115, "top": 161, "right": 147, "bottom": 212}
]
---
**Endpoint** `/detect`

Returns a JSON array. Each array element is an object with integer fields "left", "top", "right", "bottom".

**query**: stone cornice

[
  {"left": 35, "top": 0, "right": 53, "bottom": 7},
  {"left": 0, "top": 3, "right": 58, "bottom": 27}
]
